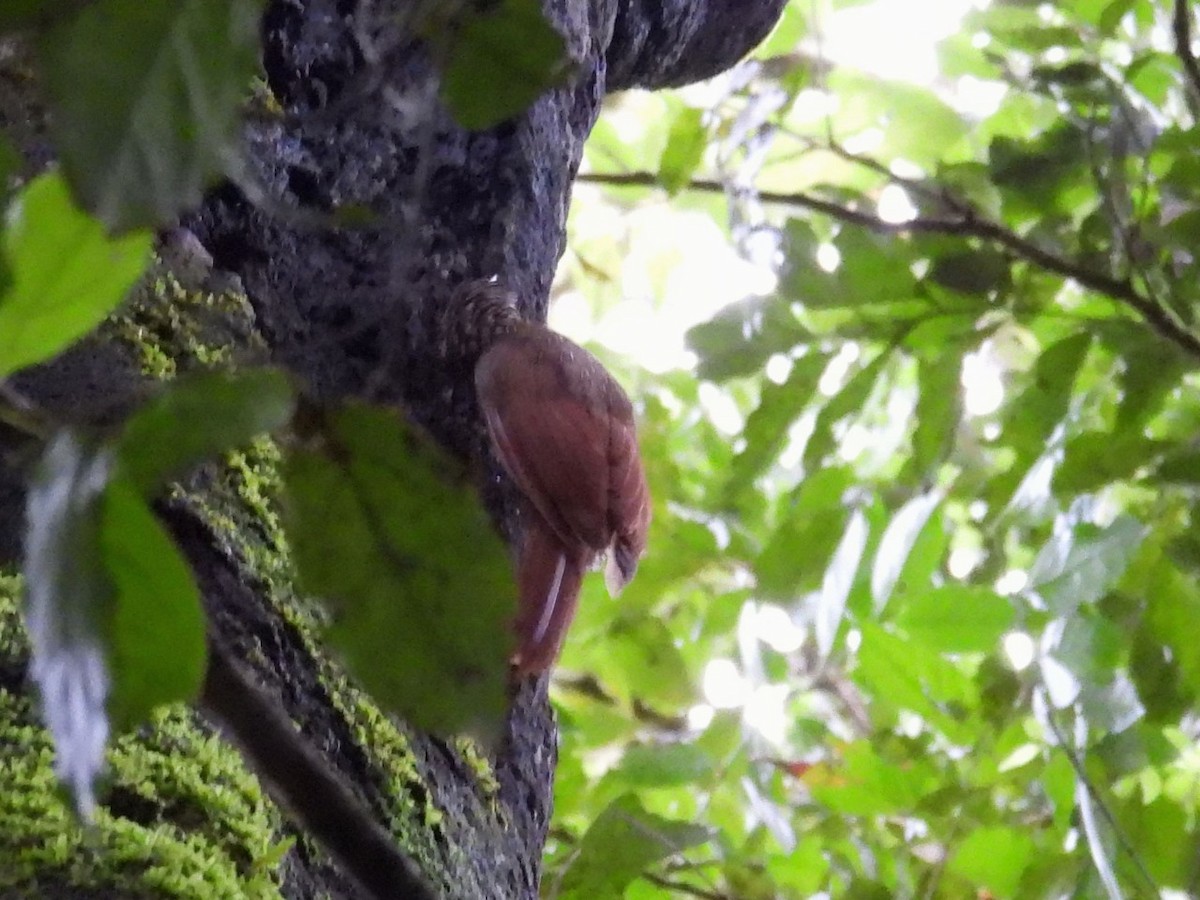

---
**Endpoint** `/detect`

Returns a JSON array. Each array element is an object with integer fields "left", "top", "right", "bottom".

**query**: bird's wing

[{"left": 477, "top": 334, "right": 611, "bottom": 550}]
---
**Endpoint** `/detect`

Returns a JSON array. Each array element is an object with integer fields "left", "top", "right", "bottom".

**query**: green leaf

[
  {"left": 100, "top": 477, "right": 206, "bottom": 730},
  {"left": 1003, "top": 332, "right": 1092, "bottom": 458},
  {"left": 1096, "top": 0, "right": 1137, "bottom": 34},
  {"left": 756, "top": 467, "right": 853, "bottom": 599},
  {"left": 904, "top": 354, "right": 962, "bottom": 479},
  {"left": 440, "top": 0, "right": 573, "bottom": 130},
  {"left": 1131, "top": 623, "right": 1193, "bottom": 722},
  {"left": 722, "top": 353, "right": 825, "bottom": 499},
  {"left": 0, "top": 174, "right": 151, "bottom": 377},
  {"left": 804, "top": 350, "right": 889, "bottom": 469},
  {"left": 871, "top": 490, "right": 943, "bottom": 610},
  {"left": 808, "top": 741, "right": 939, "bottom": 816},
  {"left": 1099, "top": 324, "right": 1186, "bottom": 429},
  {"left": 1029, "top": 516, "right": 1145, "bottom": 617},
  {"left": 854, "top": 622, "right": 976, "bottom": 742},
  {"left": 592, "top": 615, "right": 693, "bottom": 707},
  {"left": 613, "top": 742, "right": 713, "bottom": 788},
  {"left": 786, "top": 227, "right": 918, "bottom": 310},
  {"left": 1154, "top": 448, "right": 1200, "bottom": 486},
  {"left": 37, "top": 0, "right": 264, "bottom": 231},
  {"left": 989, "top": 125, "right": 1088, "bottom": 213},
  {"left": 282, "top": 403, "right": 513, "bottom": 738},
  {"left": 116, "top": 369, "right": 295, "bottom": 492},
  {"left": 1142, "top": 560, "right": 1200, "bottom": 699},
  {"left": 0, "top": 0, "right": 85, "bottom": 31},
  {"left": 894, "top": 586, "right": 1014, "bottom": 653},
  {"left": 926, "top": 248, "right": 1011, "bottom": 296},
  {"left": 558, "top": 794, "right": 712, "bottom": 900},
  {"left": 949, "top": 826, "right": 1035, "bottom": 898},
  {"left": 658, "top": 106, "right": 707, "bottom": 194},
  {"left": 1116, "top": 796, "right": 1193, "bottom": 885},
  {"left": 686, "top": 294, "right": 809, "bottom": 381},
  {"left": 815, "top": 507, "right": 869, "bottom": 658},
  {"left": 827, "top": 72, "right": 969, "bottom": 165},
  {"left": 22, "top": 430, "right": 115, "bottom": 817},
  {"left": 1053, "top": 430, "right": 1161, "bottom": 495}
]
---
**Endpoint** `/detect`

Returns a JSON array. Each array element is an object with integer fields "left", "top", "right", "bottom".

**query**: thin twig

[
  {"left": 576, "top": 170, "right": 1200, "bottom": 362},
  {"left": 1173, "top": 0, "right": 1200, "bottom": 108},
  {"left": 200, "top": 640, "right": 440, "bottom": 900},
  {"left": 642, "top": 872, "right": 734, "bottom": 900},
  {"left": 1043, "top": 706, "right": 1159, "bottom": 898}
]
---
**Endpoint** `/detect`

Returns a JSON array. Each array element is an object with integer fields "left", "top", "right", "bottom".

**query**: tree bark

[{"left": 0, "top": 0, "right": 785, "bottom": 896}]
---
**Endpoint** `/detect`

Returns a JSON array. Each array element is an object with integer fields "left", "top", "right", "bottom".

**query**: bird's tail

[{"left": 512, "top": 518, "right": 586, "bottom": 675}]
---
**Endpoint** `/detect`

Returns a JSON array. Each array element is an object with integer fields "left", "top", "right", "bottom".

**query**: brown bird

[{"left": 443, "top": 282, "right": 651, "bottom": 674}]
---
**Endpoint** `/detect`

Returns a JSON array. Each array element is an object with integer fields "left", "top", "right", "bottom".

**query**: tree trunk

[{"left": 0, "top": 1, "right": 785, "bottom": 896}]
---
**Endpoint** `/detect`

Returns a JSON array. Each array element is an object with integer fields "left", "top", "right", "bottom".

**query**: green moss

[
  {"left": 0, "top": 246, "right": 487, "bottom": 895},
  {"left": 0, "top": 574, "right": 26, "bottom": 665},
  {"left": 112, "top": 263, "right": 260, "bottom": 381},
  {"left": 0, "top": 695, "right": 286, "bottom": 898},
  {"left": 454, "top": 736, "right": 501, "bottom": 798},
  {"left": 0, "top": 572, "right": 287, "bottom": 897}
]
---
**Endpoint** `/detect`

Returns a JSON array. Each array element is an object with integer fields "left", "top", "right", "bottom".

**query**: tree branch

[
  {"left": 1173, "top": 0, "right": 1200, "bottom": 107},
  {"left": 200, "top": 640, "right": 440, "bottom": 900},
  {"left": 577, "top": 171, "right": 1200, "bottom": 362}
]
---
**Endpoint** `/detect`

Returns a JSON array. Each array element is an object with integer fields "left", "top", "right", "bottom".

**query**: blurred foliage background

[
  {"left": 543, "top": 1, "right": 1200, "bottom": 897},
  {"left": 4, "top": 0, "right": 1200, "bottom": 896}
]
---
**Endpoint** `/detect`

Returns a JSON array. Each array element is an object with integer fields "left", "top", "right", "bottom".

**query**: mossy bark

[{"left": 0, "top": 1, "right": 785, "bottom": 896}]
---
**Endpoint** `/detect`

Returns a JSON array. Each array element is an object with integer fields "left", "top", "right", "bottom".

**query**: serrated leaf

[
  {"left": 440, "top": 0, "right": 573, "bottom": 130},
  {"left": 100, "top": 477, "right": 206, "bottom": 730},
  {"left": 22, "top": 431, "right": 115, "bottom": 818},
  {"left": 38, "top": 0, "right": 263, "bottom": 232},
  {"left": 658, "top": 106, "right": 706, "bottom": 194},
  {"left": 895, "top": 585, "right": 1014, "bottom": 653},
  {"left": 0, "top": 174, "right": 151, "bottom": 377},
  {"left": 558, "top": 794, "right": 712, "bottom": 900},
  {"left": 116, "top": 369, "right": 295, "bottom": 492},
  {"left": 282, "top": 403, "right": 512, "bottom": 738}
]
